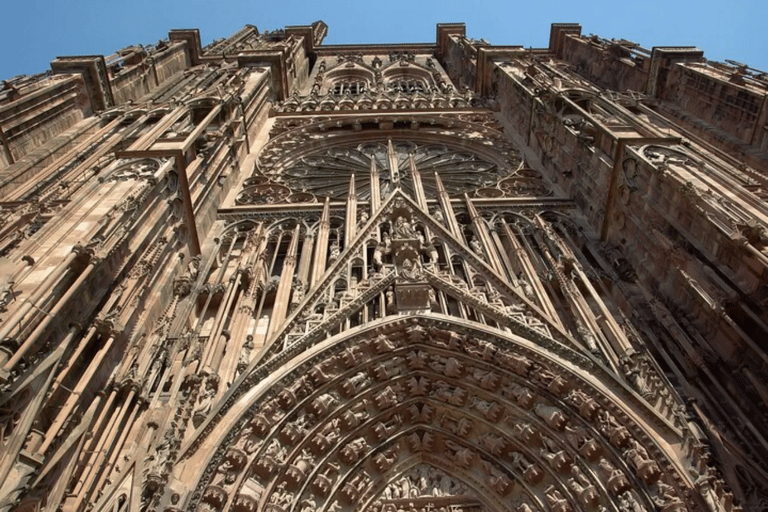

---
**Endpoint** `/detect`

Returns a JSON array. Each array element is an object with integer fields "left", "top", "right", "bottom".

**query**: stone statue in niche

[
  {"left": 509, "top": 421, "right": 542, "bottom": 447},
  {"left": 372, "top": 445, "right": 399, "bottom": 473},
  {"left": 428, "top": 354, "right": 463, "bottom": 378},
  {"left": 623, "top": 438, "right": 661, "bottom": 484},
  {"left": 371, "top": 356, "right": 404, "bottom": 380},
  {"left": 237, "top": 336, "right": 254, "bottom": 372},
  {"left": 510, "top": 451, "right": 544, "bottom": 484},
  {"left": 193, "top": 382, "right": 217, "bottom": 427},
  {"left": 495, "top": 349, "right": 532, "bottom": 375},
  {"left": 598, "top": 410, "right": 631, "bottom": 448},
  {"left": 598, "top": 457, "right": 630, "bottom": 494},
  {"left": 482, "top": 459, "right": 514, "bottom": 496},
  {"left": 540, "top": 434, "right": 573, "bottom": 472},
  {"left": 264, "top": 438, "right": 288, "bottom": 463},
  {"left": 468, "top": 396, "right": 503, "bottom": 421},
  {"left": 373, "top": 385, "right": 402, "bottom": 409},
  {"left": 146, "top": 428, "right": 176, "bottom": 476},
  {"left": 299, "top": 496, "right": 317, "bottom": 512},
  {"left": 567, "top": 465, "right": 599, "bottom": 508},
  {"left": 329, "top": 240, "right": 340, "bottom": 262},
  {"left": 393, "top": 216, "right": 417, "bottom": 239},
  {"left": 438, "top": 410, "right": 471, "bottom": 435},
  {"left": 340, "top": 400, "right": 370, "bottom": 430},
  {"left": 517, "top": 272, "right": 535, "bottom": 299},
  {"left": 400, "top": 258, "right": 423, "bottom": 281},
  {"left": 463, "top": 336, "right": 497, "bottom": 361},
  {"left": 236, "top": 425, "right": 262, "bottom": 454},
  {"left": 564, "top": 388, "right": 600, "bottom": 420},
  {"left": 431, "top": 380, "right": 467, "bottom": 406},
  {"left": 339, "top": 436, "right": 369, "bottom": 464},
  {"left": 575, "top": 319, "right": 599, "bottom": 353},
  {"left": 501, "top": 381, "right": 536, "bottom": 408},
  {"left": 545, "top": 486, "right": 572, "bottom": 512},
  {"left": 470, "top": 367, "right": 501, "bottom": 391},
  {"left": 652, "top": 480, "right": 684, "bottom": 511},
  {"left": 444, "top": 440, "right": 475, "bottom": 468},
  {"left": 470, "top": 236, "right": 483, "bottom": 254},
  {"left": 515, "top": 499, "right": 535, "bottom": 512},
  {"left": 268, "top": 481, "right": 293, "bottom": 507},
  {"left": 564, "top": 424, "right": 602, "bottom": 460},
  {"left": 373, "top": 233, "right": 392, "bottom": 269},
  {"left": 618, "top": 491, "right": 649, "bottom": 512},
  {"left": 534, "top": 403, "right": 569, "bottom": 430},
  {"left": 340, "top": 371, "right": 371, "bottom": 397},
  {"left": 370, "top": 333, "right": 398, "bottom": 353},
  {"left": 479, "top": 432, "right": 508, "bottom": 456}
]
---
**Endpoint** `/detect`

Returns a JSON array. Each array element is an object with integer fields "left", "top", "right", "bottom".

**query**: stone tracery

[{"left": 0, "top": 19, "right": 761, "bottom": 512}]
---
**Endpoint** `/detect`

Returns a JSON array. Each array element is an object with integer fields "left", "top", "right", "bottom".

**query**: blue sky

[{"left": 1, "top": 0, "right": 766, "bottom": 79}]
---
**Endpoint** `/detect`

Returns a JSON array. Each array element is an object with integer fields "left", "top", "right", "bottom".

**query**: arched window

[
  {"left": 387, "top": 78, "right": 427, "bottom": 94},
  {"left": 331, "top": 79, "right": 367, "bottom": 96}
]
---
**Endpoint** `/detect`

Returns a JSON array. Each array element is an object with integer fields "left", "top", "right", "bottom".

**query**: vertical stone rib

[
  {"left": 464, "top": 194, "right": 505, "bottom": 276},
  {"left": 345, "top": 174, "right": 357, "bottom": 246},
  {"left": 369, "top": 156, "right": 381, "bottom": 213},
  {"left": 501, "top": 221, "right": 560, "bottom": 322},
  {"left": 434, "top": 172, "right": 461, "bottom": 237},
  {"left": 311, "top": 198, "right": 331, "bottom": 286},
  {"left": 409, "top": 154, "right": 428, "bottom": 210},
  {"left": 266, "top": 225, "right": 300, "bottom": 341}
]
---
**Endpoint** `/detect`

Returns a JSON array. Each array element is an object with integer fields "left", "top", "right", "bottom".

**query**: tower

[{"left": 0, "top": 20, "right": 767, "bottom": 512}]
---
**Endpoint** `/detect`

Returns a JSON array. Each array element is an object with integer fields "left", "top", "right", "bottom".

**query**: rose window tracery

[{"left": 245, "top": 141, "right": 524, "bottom": 203}]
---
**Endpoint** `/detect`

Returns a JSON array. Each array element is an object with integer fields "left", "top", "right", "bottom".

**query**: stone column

[
  {"left": 0, "top": 332, "right": 69, "bottom": 486},
  {"left": 266, "top": 225, "right": 301, "bottom": 341},
  {"left": 434, "top": 172, "right": 461, "bottom": 237},
  {"left": 345, "top": 174, "right": 357, "bottom": 246},
  {"left": 409, "top": 155, "right": 428, "bottom": 210},
  {"left": 464, "top": 195, "right": 506, "bottom": 275},
  {"left": 311, "top": 198, "right": 331, "bottom": 286},
  {"left": 369, "top": 156, "right": 381, "bottom": 213},
  {"left": 72, "top": 385, "right": 137, "bottom": 510},
  {"left": 38, "top": 331, "right": 118, "bottom": 454},
  {"left": 501, "top": 222, "right": 560, "bottom": 321},
  {"left": 2, "top": 256, "right": 99, "bottom": 374}
]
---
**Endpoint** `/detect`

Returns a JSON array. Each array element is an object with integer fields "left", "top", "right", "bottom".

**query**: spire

[
  {"left": 434, "top": 171, "right": 461, "bottom": 237},
  {"left": 409, "top": 153, "right": 427, "bottom": 209},
  {"left": 345, "top": 174, "right": 357, "bottom": 246},
  {"left": 386, "top": 138, "right": 400, "bottom": 186},
  {"left": 311, "top": 197, "right": 332, "bottom": 286},
  {"left": 369, "top": 154, "right": 381, "bottom": 213}
]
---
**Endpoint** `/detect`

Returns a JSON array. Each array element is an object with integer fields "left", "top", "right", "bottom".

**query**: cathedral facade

[{"left": 0, "top": 20, "right": 767, "bottom": 512}]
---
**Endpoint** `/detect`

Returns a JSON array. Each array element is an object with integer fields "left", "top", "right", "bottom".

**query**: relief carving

[
  {"left": 482, "top": 459, "right": 514, "bottom": 496},
  {"left": 534, "top": 403, "right": 569, "bottom": 430},
  {"left": 597, "top": 458, "right": 631, "bottom": 495},
  {"left": 339, "top": 436, "right": 369, "bottom": 464},
  {"left": 444, "top": 440, "right": 475, "bottom": 469},
  {"left": 623, "top": 439, "right": 661, "bottom": 484},
  {"left": 468, "top": 396, "right": 504, "bottom": 421}
]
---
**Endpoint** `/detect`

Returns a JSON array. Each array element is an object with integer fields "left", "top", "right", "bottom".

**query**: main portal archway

[{"left": 176, "top": 314, "right": 699, "bottom": 512}]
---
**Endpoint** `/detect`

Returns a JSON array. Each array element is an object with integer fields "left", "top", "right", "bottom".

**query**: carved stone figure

[{"left": 3, "top": 21, "right": 764, "bottom": 512}]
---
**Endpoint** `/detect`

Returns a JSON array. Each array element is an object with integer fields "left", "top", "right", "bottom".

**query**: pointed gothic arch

[{"left": 176, "top": 314, "right": 699, "bottom": 512}]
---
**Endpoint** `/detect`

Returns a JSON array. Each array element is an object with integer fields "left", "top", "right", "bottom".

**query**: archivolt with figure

[{"left": 176, "top": 315, "right": 701, "bottom": 512}]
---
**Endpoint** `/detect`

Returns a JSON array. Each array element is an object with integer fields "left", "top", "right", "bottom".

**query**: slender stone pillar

[{"left": 266, "top": 225, "right": 300, "bottom": 341}]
